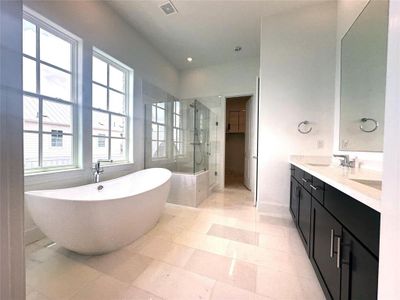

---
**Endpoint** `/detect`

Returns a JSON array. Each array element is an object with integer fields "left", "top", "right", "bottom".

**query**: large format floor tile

[
  {"left": 133, "top": 261, "right": 215, "bottom": 300},
  {"left": 25, "top": 184, "right": 324, "bottom": 300},
  {"left": 184, "top": 249, "right": 257, "bottom": 292}
]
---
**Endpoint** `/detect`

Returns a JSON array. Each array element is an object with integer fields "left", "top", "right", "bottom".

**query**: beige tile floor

[{"left": 25, "top": 184, "right": 325, "bottom": 300}]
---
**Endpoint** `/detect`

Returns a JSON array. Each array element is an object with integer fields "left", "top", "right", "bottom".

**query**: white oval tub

[{"left": 25, "top": 168, "right": 172, "bottom": 255}]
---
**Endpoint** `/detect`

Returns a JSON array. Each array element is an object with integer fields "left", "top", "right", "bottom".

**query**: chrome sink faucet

[
  {"left": 93, "top": 159, "right": 113, "bottom": 183},
  {"left": 333, "top": 154, "right": 356, "bottom": 168}
]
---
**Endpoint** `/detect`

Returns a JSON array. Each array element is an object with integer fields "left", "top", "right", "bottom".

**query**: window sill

[{"left": 24, "top": 166, "right": 83, "bottom": 177}]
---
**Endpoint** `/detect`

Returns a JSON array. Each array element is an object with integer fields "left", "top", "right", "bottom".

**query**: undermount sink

[
  {"left": 350, "top": 179, "right": 382, "bottom": 191},
  {"left": 307, "top": 162, "right": 331, "bottom": 167}
]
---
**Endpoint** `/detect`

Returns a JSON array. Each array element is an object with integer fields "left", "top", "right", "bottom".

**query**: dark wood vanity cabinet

[
  {"left": 311, "top": 199, "right": 342, "bottom": 300},
  {"left": 298, "top": 187, "right": 312, "bottom": 250},
  {"left": 340, "top": 228, "right": 379, "bottom": 300},
  {"left": 290, "top": 174, "right": 312, "bottom": 252},
  {"left": 290, "top": 165, "right": 380, "bottom": 300},
  {"left": 289, "top": 176, "right": 300, "bottom": 223}
]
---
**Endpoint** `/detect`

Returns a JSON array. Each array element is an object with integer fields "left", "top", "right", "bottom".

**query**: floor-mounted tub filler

[{"left": 25, "top": 168, "right": 172, "bottom": 255}]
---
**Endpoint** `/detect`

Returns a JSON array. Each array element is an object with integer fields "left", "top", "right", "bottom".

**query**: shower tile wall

[{"left": 168, "top": 171, "right": 210, "bottom": 207}]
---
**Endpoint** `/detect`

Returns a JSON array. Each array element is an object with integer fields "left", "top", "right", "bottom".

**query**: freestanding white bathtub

[{"left": 25, "top": 168, "right": 172, "bottom": 255}]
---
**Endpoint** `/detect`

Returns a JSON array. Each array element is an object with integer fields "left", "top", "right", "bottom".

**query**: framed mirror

[{"left": 339, "top": 0, "right": 389, "bottom": 152}]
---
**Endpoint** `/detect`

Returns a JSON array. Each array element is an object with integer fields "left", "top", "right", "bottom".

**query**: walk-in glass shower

[{"left": 144, "top": 99, "right": 215, "bottom": 175}]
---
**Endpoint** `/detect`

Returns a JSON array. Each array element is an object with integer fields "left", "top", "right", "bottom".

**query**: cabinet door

[
  {"left": 290, "top": 177, "right": 300, "bottom": 224},
  {"left": 311, "top": 199, "right": 341, "bottom": 300},
  {"left": 227, "top": 111, "right": 239, "bottom": 132},
  {"left": 298, "top": 187, "right": 311, "bottom": 251},
  {"left": 340, "top": 229, "right": 378, "bottom": 300}
]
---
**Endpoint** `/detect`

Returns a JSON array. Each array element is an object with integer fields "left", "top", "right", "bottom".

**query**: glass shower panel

[
  {"left": 193, "top": 100, "right": 210, "bottom": 173},
  {"left": 208, "top": 110, "right": 218, "bottom": 188},
  {"left": 144, "top": 98, "right": 212, "bottom": 175},
  {"left": 175, "top": 101, "right": 194, "bottom": 173}
]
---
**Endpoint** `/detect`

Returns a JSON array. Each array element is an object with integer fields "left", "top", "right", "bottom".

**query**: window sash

[
  {"left": 23, "top": 13, "right": 78, "bottom": 172},
  {"left": 91, "top": 51, "right": 130, "bottom": 163}
]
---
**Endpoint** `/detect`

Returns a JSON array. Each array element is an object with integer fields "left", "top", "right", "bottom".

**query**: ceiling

[{"left": 107, "top": 0, "right": 320, "bottom": 70}]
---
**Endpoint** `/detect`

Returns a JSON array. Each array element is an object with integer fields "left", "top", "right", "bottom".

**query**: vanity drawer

[
  {"left": 311, "top": 177, "right": 325, "bottom": 204},
  {"left": 294, "top": 166, "right": 304, "bottom": 183},
  {"left": 290, "top": 164, "right": 295, "bottom": 177},
  {"left": 301, "top": 172, "right": 313, "bottom": 193},
  {"left": 324, "top": 184, "right": 380, "bottom": 257}
]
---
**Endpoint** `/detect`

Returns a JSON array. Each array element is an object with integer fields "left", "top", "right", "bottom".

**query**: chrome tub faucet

[{"left": 93, "top": 159, "right": 113, "bottom": 183}]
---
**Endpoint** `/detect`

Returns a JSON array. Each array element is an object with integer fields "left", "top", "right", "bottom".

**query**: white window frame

[
  {"left": 91, "top": 49, "right": 133, "bottom": 164},
  {"left": 22, "top": 10, "right": 80, "bottom": 174},
  {"left": 151, "top": 102, "right": 168, "bottom": 159}
]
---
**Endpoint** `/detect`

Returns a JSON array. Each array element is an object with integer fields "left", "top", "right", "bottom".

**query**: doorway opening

[{"left": 224, "top": 96, "right": 252, "bottom": 189}]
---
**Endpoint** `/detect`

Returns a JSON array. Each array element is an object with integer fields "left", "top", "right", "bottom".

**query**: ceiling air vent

[{"left": 160, "top": 1, "right": 178, "bottom": 15}]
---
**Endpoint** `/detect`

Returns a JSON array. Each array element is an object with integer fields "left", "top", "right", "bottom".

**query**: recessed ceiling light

[
  {"left": 187, "top": 57, "right": 193, "bottom": 62},
  {"left": 234, "top": 46, "right": 242, "bottom": 52},
  {"left": 218, "top": 95, "right": 222, "bottom": 98}
]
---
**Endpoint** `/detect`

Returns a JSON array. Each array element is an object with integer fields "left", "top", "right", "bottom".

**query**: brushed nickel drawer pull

[
  {"left": 310, "top": 184, "right": 319, "bottom": 191},
  {"left": 301, "top": 178, "right": 308, "bottom": 183},
  {"left": 330, "top": 229, "right": 334, "bottom": 258},
  {"left": 337, "top": 236, "right": 341, "bottom": 269}
]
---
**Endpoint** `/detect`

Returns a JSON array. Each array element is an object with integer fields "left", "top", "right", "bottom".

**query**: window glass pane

[
  {"left": 42, "top": 133, "right": 72, "bottom": 167},
  {"left": 23, "top": 57, "right": 36, "bottom": 93},
  {"left": 93, "top": 136, "right": 109, "bottom": 162},
  {"left": 40, "top": 64, "right": 71, "bottom": 101},
  {"left": 157, "top": 108, "right": 165, "bottom": 124},
  {"left": 152, "top": 123, "right": 157, "bottom": 140},
  {"left": 111, "top": 138, "right": 126, "bottom": 161},
  {"left": 23, "top": 19, "right": 36, "bottom": 57},
  {"left": 157, "top": 102, "right": 165, "bottom": 109},
  {"left": 92, "top": 111, "right": 109, "bottom": 136},
  {"left": 109, "top": 90, "right": 125, "bottom": 114},
  {"left": 152, "top": 105, "right": 157, "bottom": 122},
  {"left": 175, "top": 101, "right": 180, "bottom": 113},
  {"left": 111, "top": 115, "right": 126, "bottom": 138},
  {"left": 23, "top": 96, "right": 39, "bottom": 131},
  {"left": 24, "top": 133, "right": 39, "bottom": 169},
  {"left": 175, "top": 115, "right": 181, "bottom": 127},
  {"left": 158, "top": 141, "right": 166, "bottom": 157},
  {"left": 158, "top": 125, "right": 165, "bottom": 141},
  {"left": 109, "top": 65, "right": 125, "bottom": 92},
  {"left": 42, "top": 100, "right": 72, "bottom": 133},
  {"left": 152, "top": 141, "right": 158, "bottom": 158},
  {"left": 92, "top": 56, "right": 107, "bottom": 85},
  {"left": 92, "top": 83, "right": 107, "bottom": 110},
  {"left": 40, "top": 28, "right": 71, "bottom": 71}
]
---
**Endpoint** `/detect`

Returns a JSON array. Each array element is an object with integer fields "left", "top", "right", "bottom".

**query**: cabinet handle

[
  {"left": 337, "top": 236, "right": 341, "bottom": 269},
  {"left": 330, "top": 229, "right": 334, "bottom": 258},
  {"left": 310, "top": 184, "right": 319, "bottom": 191},
  {"left": 301, "top": 178, "right": 308, "bottom": 183}
]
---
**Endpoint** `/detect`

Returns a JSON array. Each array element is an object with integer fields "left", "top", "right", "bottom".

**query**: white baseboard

[{"left": 256, "top": 202, "right": 291, "bottom": 219}]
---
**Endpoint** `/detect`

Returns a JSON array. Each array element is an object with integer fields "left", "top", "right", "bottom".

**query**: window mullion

[
  {"left": 36, "top": 25, "right": 43, "bottom": 167},
  {"left": 108, "top": 112, "right": 112, "bottom": 160}
]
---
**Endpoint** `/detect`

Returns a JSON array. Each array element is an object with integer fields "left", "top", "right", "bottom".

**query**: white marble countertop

[{"left": 289, "top": 155, "right": 382, "bottom": 212}]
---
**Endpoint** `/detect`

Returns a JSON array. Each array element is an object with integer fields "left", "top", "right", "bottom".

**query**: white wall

[
  {"left": 23, "top": 0, "right": 180, "bottom": 243},
  {"left": 179, "top": 57, "right": 259, "bottom": 99},
  {"left": 0, "top": 0, "right": 26, "bottom": 297},
  {"left": 257, "top": 2, "right": 337, "bottom": 215}
]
